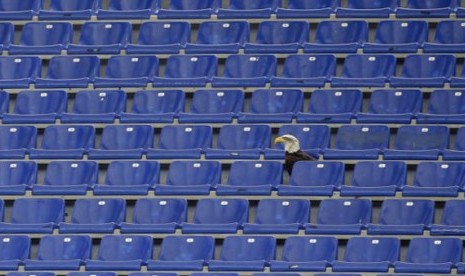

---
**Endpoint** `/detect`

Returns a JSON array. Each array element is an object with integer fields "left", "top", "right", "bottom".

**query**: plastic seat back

[
  {"left": 132, "top": 90, "right": 185, "bottom": 114},
  {"left": 44, "top": 161, "right": 98, "bottom": 187},
  {"left": 158, "top": 125, "right": 212, "bottom": 150},
  {"left": 158, "top": 236, "right": 215, "bottom": 262},
  {"left": 78, "top": 22, "right": 131, "bottom": 46},
  {"left": 0, "top": 126, "right": 36, "bottom": 150},
  {"left": 439, "top": 200, "right": 465, "bottom": 226},
  {"left": 0, "top": 235, "right": 30, "bottom": 261},
  {"left": 137, "top": 22, "right": 190, "bottom": 46},
  {"left": 352, "top": 161, "right": 406, "bottom": 188},
  {"left": 97, "top": 235, "right": 152, "bottom": 261},
  {"left": 46, "top": 0, "right": 97, "bottom": 11},
  {"left": 316, "top": 199, "right": 372, "bottom": 225},
  {"left": 277, "top": 125, "right": 330, "bottom": 151},
  {"left": 167, "top": 0, "right": 220, "bottom": 10},
  {"left": 413, "top": 162, "right": 465, "bottom": 188},
  {"left": 406, "top": 0, "right": 456, "bottom": 9},
  {"left": 255, "top": 21, "right": 309, "bottom": 44},
  {"left": 217, "top": 125, "right": 271, "bottom": 150},
  {"left": 36, "top": 235, "right": 91, "bottom": 261},
  {"left": 308, "top": 89, "right": 362, "bottom": 114},
  {"left": 164, "top": 55, "right": 217, "bottom": 78},
  {"left": 334, "top": 125, "right": 390, "bottom": 150},
  {"left": 71, "top": 90, "right": 126, "bottom": 115},
  {"left": 428, "top": 89, "right": 465, "bottom": 114},
  {"left": 374, "top": 20, "right": 428, "bottom": 44},
  {"left": 46, "top": 56, "right": 99, "bottom": 80},
  {"left": 104, "top": 56, "right": 158, "bottom": 79},
  {"left": 105, "top": 161, "right": 159, "bottom": 186},
  {"left": 99, "top": 125, "right": 153, "bottom": 150},
  {"left": 289, "top": 161, "right": 344, "bottom": 187},
  {"left": 347, "top": 0, "right": 397, "bottom": 9},
  {"left": 219, "top": 236, "right": 276, "bottom": 262},
  {"left": 222, "top": 55, "right": 276, "bottom": 78},
  {"left": 193, "top": 199, "right": 249, "bottom": 224},
  {"left": 287, "top": 0, "right": 338, "bottom": 9},
  {"left": 399, "top": 55, "right": 455, "bottom": 78},
  {"left": 341, "top": 55, "right": 396, "bottom": 78},
  {"left": 433, "top": 20, "right": 465, "bottom": 44},
  {"left": 196, "top": 21, "right": 249, "bottom": 45},
  {"left": 19, "top": 22, "right": 72, "bottom": 46},
  {"left": 132, "top": 199, "right": 187, "bottom": 224},
  {"left": 0, "top": 57, "right": 41, "bottom": 80},
  {"left": 0, "top": 91, "right": 8, "bottom": 114},
  {"left": 281, "top": 54, "right": 336, "bottom": 78},
  {"left": 190, "top": 89, "right": 243, "bottom": 114},
  {"left": 367, "top": 89, "right": 422, "bottom": 115},
  {"left": 281, "top": 236, "right": 338, "bottom": 262},
  {"left": 226, "top": 0, "right": 280, "bottom": 10},
  {"left": 378, "top": 199, "right": 434, "bottom": 226},
  {"left": 0, "top": 161, "right": 37, "bottom": 186},
  {"left": 254, "top": 199, "right": 310, "bottom": 225},
  {"left": 41, "top": 125, "right": 95, "bottom": 150},
  {"left": 406, "top": 238, "right": 462, "bottom": 264},
  {"left": 393, "top": 126, "right": 449, "bottom": 150},
  {"left": 0, "top": 0, "right": 40, "bottom": 11},
  {"left": 10, "top": 198, "right": 64, "bottom": 224},
  {"left": 453, "top": 127, "right": 465, "bottom": 151},
  {"left": 106, "top": 0, "right": 159, "bottom": 11},
  {"left": 13, "top": 90, "right": 67, "bottom": 115},
  {"left": 167, "top": 161, "right": 221, "bottom": 186},
  {"left": 343, "top": 237, "right": 400, "bottom": 263},
  {"left": 249, "top": 89, "right": 302, "bottom": 114},
  {"left": 70, "top": 199, "right": 126, "bottom": 224},
  {"left": 228, "top": 161, "right": 282, "bottom": 186},
  {"left": 315, "top": 21, "right": 368, "bottom": 44}
]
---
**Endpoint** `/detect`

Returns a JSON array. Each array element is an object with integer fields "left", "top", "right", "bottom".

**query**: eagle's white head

[{"left": 274, "top": 134, "right": 300, "bottom": 153}]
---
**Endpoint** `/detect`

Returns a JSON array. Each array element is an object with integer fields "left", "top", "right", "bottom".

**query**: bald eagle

[{"left": 275, "top": 134, "right": 316, "bottom": 175}]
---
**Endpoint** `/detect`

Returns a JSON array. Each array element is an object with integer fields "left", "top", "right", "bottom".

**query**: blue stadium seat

[
  {"left": 332, "top": 237, "right": 400, "bottom": 272},
  {"left": 7, "top": 273, "right": 55, "bottom": 276},
  {"left": 155, "top": 161, "right": 221, "bottom": 195},
  {"left": 38, "top": 0, "right": 97, "bottom": 20},
  {"left": 245, "top": 21, "right": 309, "bottom": 53},
  {"left": 205, "top": 125, "right": 271, "bottom": 159},
  {"left": 383, "top": 126, "right": 449, "bottom": 160},
  {"left": 0, "top": 235, "right": 31, "bottom": 270},
  {"left": 0, "top": 90, "right": 8, "bottom": 116},
  {"left": 424, "top": 20, "right": 465, "bottom": 53},
  {"left": 217, "top": 161, "right": 282, "bottom": 195},
  {"left": 0, "top": 56, "right": 41, "bottom": 89},
  {"left": 390, "top": 55, "right": 455, "bottom": 87},
  {"left": 305, "top": 199, "right": 372, "bottom": 235},
  {"left": 191, "top": 274, "right": 237, "bottom": 276},
  {"left": 341, "top": 161, "right": 406, "bottom": 196},
  {"left": 449, "top": 64, "right": 465, "bottom": 87},
  {"left": 431, "top": 200, "right": 465, "bottom": 235},
  {"left": 59, "top": 198, "right": 126, "bottom": 234},
  {"left": 336, "top": 0, "right": 398, "bottom": 18},
  {"left": 0, "top": 0, "right": 41, "bottom": 20},
  {"left": 0, "top": 23, "right": 12, "bottom": 50},
  {"left": 9, "top": 22, "right": 72, "bottom": 55},
  {"left": 68, "top": 273, "right": 117, "bottom": 276},
  {"left": 2, "top": 90, "right": 67, "bottom": 124},
  {"left": 278, "top": 161, "right": 343, "bottom": 196},
  {"left": 212, "top": 55, "right": 276, "bottom": 87},
  {"left": 304, "top": 20, "right": 368, "bottom": 53},
  {"left": 243, "top": 199, "right": 310, "bottom": 234},
  {"left": 417, "top": 90, "right": 465, "bottom": 123},
  {"left": 0, "top": 126, "right": 37, "bottom": 159},
  {"left": 85, "top": 235, "right": 152, "bottom": 271},
  {"left": 331, "top": 55, "right": 396, "bottom": 87},
  {"left": 60, "top": 90, "right": 126, "bottom": 123},
  {"left": 396, "top": 0, "right": 457, "bottom": 18},
  {"left": 218, "top": 0, "right": 280, "bottom": 18},
  {"left": 395, "top": 238, "right": 462, "bottom": 273},
  {"left": 120, "top": 198, "right": 187, "bottom": 234},
  {"left": 357, "top": 89, "right": 422, "bottom": 124},
  {"left": 0, "top": 198, "right": 64, "bottom": 234},
  {"left": 179, "top": 89, "right": 243, "bottom": 123},
  {"left": 443, "top": 127, "right": 465, "bottom": 160},
  {"left": 147, "top": 236, "right": 215, "bottom": 271},
  {"left": 182, "top": 198, "right": 248, "bottom": 234},
  {"left": 32, "top": 161, "right": 98, "bottom": 195},
  {"left": 129, "top": 274, "right": 176, "bottom": 276},
  {"left": 147, "top": 125, "right": 212, "bottom": 159},
  {"left": 97, "top": 0, "right": 159, "bottom": 19},
  {"left": 67, "top": 22, "right": 131, "bottom": 54},
  {"left": 94, "top": 161, "right": 159, "bottom": 195},
  {"left": 238, "top": 89, "right": 303, "bottom": 123},
  {"left": 94, "top": 56, "right": 158, "bottom": 88},
  {"left": 297, "top": 89, "right": 362, "bottom": 123},
  {"left": 277, "top": 0, "right": 339, "bottom": 18},
  {"left": 120, "top": 90, "right": 185, "bottom": 123},
  {"left": 271, "top": 54, "right": 336, "bottom": 87},
  {"left": 209, "top": 236, "right": 276, "bottom": 271},
  {"left": 186, "top": 21, "right": 249, "bottom": 54},
  {"left": 24, "top": 235, "right": 91, "bottom": 270},
  {"left": 0, "top": 161, "right": 37, "bottom": 195},
  {"left": 87, "top": 125, "right": 153, "bottom": 159},
  {"left": 403, "top": 162, "right": 465, "bottom": 197},
  {"left": 152, "top": 55, "right": 217, "bottom": 87},
  {"left": 157, "top": 0, "right": 220, "bottom": 19},
  {"left": 126, "top": 22, "right": 190, "bottom": 54},
  {"left": 367, "top": 199, "right": 434, "bottom": 235},
  {"left": 364, "top": 20, "right": 428, "bottom": 53},
  {"left": 35, "top": 56, "right": 99, "bottom": 88},
  {"left": 270, "top": 236, "right": 337, "bottom": 272},
  {"left": 29, "top": 125, "right": 94, "bottom": 160}
]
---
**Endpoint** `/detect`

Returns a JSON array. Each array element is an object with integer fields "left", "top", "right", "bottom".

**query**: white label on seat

[
  {"left": 71, "top": 163, "right": 78, "bottom": 168},
  {"left": 105, "top": 24, "right": 112, "bottom": 29},
  {"left": 247, "top": 238, "right": 255, "bottom": 243},
  {"left": 441, "top": 164, "right": 449, "bottom": 169},
  {"left": 40, "top": 93, "right": 48, "bottom": 97},
  {"left": 73, "top": 58, "right": 80, "bottom": 62},
  {"left": 14, "top": 59, "right": 21, "bottom": 63},
  {"left": 64, "top": 237, "right": 71, "bottom": 242},
  {"left": 158, "top": 92, "right": 165, "bottom": 97},
  {"left": 68, "top": 127, "right": 75, "bottom": 132},
  {"left": 428, "top": 57, "right": 436, "bottom": 61},
  {"left": 126, "top": 127, "right": 134, "bottom": 132},
  {"left": 309, "top": 239, "right": 317, "bottom": 243},
  {"left": 282, "top": 201, "right": 290, "bottom": 206},
  {"left": 362, "top": 127, "right": 369, "bottom": 132},
  {"left": 99, "top": 92, "right": 106, "bottom": 97},
  {"left": 131, "top": 58, "right": 139, "bottom": 62},
  {"left": 244, "top": 127, "right": 251, "bottom": 132},
  {"left": 163, "top": 24, "right": 171, "bottom": 28},
  {"left": 217, "top": 92, "right": 224, "bottom": 97},
  {"left": 317, "top": 164, "right": 324, "bottom": 168},
  {"left": 132, "top": 163, "right": 140, "bottom": 168},
  {"left": 186, "top": 238, "right": 194, "bottom": 243},
  {"left": 125, "top": 238, "right": 132, "bottom": 242},
  {"left": 372, "top": 239, "right": 379, "bottom": 244},
  {"left": 194, "top": 163, "right": 201, "bottom": 168},
  {"left": 250, "top": 57, "right": 258, "bottom": 62},
  {"left": 378, "top": 164, "right": 386, "bottom": 168},
  {"left": 282, "top": 23, "right": 289, "bottom": 28},
  {"left": 434, "top": 240, "right": 442, "bottom": 245},
  {"left": 303, "top": 127, "right": 310, "bottom": 131},
  {"left": 275, "top": 91, "right": 283, "bottom": 96},
  {"left": 341, "top": 23, "right": 348, "bottom": 27},
  {"left": 222, "top": 23, "right": 230, "bottom": 28},
  {"left": 98, "top": 201, "right": 106, "bottom": 205},
  {"left": 406, "top": 201, "right": 414, "bottom": 206},
  {"left": 255, "top": 163, "right": 263, "bottom": 168},
  {"left": 9, "top": 128, "right": 17, "bottom": 133},
  {"left": 344, "top": 201, "right": 351, "bottom": 206},
  {"left": 395, "top": 91, "right": 402, "bottom": 96},
  {"left": 160, "top": 201, "right": 167, "bottom": 205},
  {"left": 2, "top": 238, "right": 9, "bottom": 242},
  {"left": 455, "top": 91, "right": 462, "bottom": 96},
  {"left": 368, "top": 56, "right": 376, "bottom": 61},
  {"left": 9, "top": 164, "right": 16, "bottom": 168},
  {"left": 401, "top": 22, "right": 409, "bottom": 27},
  {"left": 221, "top": 201, "right": 228, "bottom": 206},
  {"left": 309, "top": 56, "right": 316, "bottom": 61},
  {"left": 421, "top": 128, "right": 429, "bottom": 132},
  {"left": 190, "top": 57, "right": 198, "bottom": 62},
  {"left": 335, "top": 91, "right": 342, "bottom": 96},
  {"left": 46, "top": 24, "right": 54, "bottom": 29},
  {"left": 185, "top": 127, "right": 192, "bottom": 132}
]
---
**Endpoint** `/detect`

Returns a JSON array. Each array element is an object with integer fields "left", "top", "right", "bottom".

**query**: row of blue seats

[
  {"left": 0, "top": 234, "right": 461, "bottom": 273},
  {"left": 1, "top": 159, "right": 465, "bottom": 197},
  {"left": 1, "top": 0, "right": 464, "bottom": 19},
  {"left": 0, "top": 273, "right": 430, "bottom": 276}
]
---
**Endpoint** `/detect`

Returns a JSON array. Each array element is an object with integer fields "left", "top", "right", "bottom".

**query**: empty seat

[
  {"left": 431, "top": 200, "right": 465, "bottom": 235},
  {"left": 0, "top": 198, "right": 64, "bottom": 234},
  {"left": 418, "top": 90, "right": 465, "bottom": 123},
  {"left": 0, "top": 90, "right": 8, "bottom": 116},
  {"left": 341, "top": 161, "right": 406, "bottom": 196},
  {"left": 86, "top": 235, "right": 152, "bottom": 271},
  {"left": 331, "top": 55, "right": 396, "bottom": 87},
  {"left": 395, "top": 238, "right": 462, "bottom": 273},
  {"left": 32, "top": 161, "right": 98, "bottom": 195},
  {"left": 186, "top": 21, "right": 249, "bottom": 54},
  {"left": 0, "top": 161, "right": 37, "bottom": 195},
  {"left": 357, "top": 89, "right": 423, "bottom": 123},
  {"left": 365, "top": 20, "right": 427, "bottom": 53},
  {"left": 0, "top": 126, "right": 37, "bottom": 159},
  {"left": 245, "top": 21, "right": 309, "bottom": 53},
  {"left": 120, "top": 198, "right": 187, "bottom": 234},
  {"left": 390, "top": 55, "right": 455, "bottom": 87},
  {"left": 367, "top": 199, "right": 434, "bottom": 235},
  {"left": 238, "top": 89, "right": 303, "bottom": 123},
  {"left": 97, "top": 0, "right": 159, "bottom": 19},
  {"left": 24, "top": 235, "right": 91, "bottom": 270},
  {"left": 271, "top": 54, "right": 336, "bottom": 87},
  {"left": 209, "top": 236, "right": 276, "bottom": 271},
  {"left": 305, "top": 199, "right": 372, "bottom": 235},
  {"left": 0, "top": 56, "right": 41, "bottom": 89},
  {"left": 152, "top": 55, "right": 217, "bottom": 87},
  {"left": 0, "top": 23, "right": 13, "bottom": 50},
  {"left": 157, "top": 0, "right": 220, "bottom": 19},
  {"left": 68, "top": 273, "right": 117, "bottom": 276},
  {"left": 396, "top": 0, "right": 457, "bottom": 18},
  {"left": 178, "top": 89, "right": 243, "bottom": 123},
  {"left": 218, "top": 0, "right": 280, "bottom": 19},
  {"left": 277, "top": 0, "right": 338, "bottom": 18},
  {"left": 126, "top": 22, "right": 190, "bottom": 54},
  {"left": 182, "top": 198, "right": 248, "bottom": 234},
  {"left": 383, "top": 126, "right": 449, "bottom": 160},
  {"left": 147, "top": 125, "right": 212, "bottom": 159},
  {"left": 67, "top": 22, "right": 131, "bottom": 54},
  {"left": 7, "top": 273, "right": 56, "bottom": 276},
  {"left": 155, "top": 161, "right": 221, "bottom": 195},
  {"left": 297, "top": 89, "right": 362, "bottom": 123},
  {"left": 38, "top": 0, "right": 97, "bottom": 20},
  {"left": 2, "top": 90, "right": 67, "bottom": 124},
  {"left": 270, "top": 236, "right": 337, "bottom": 272},
  {"left": 59, "top": 198, "right": 125, "bottom": 234},
  {"left": 35, "top": 56, "right": 99, "bottom": 88},
  {"left": 0, "top": 0, "right": 41, "bottom": 20},
  {"left": 450, "top": 63, "right": 465, "bottom": 87},
  {"left": 332, "top": 237, "right": 400, "bottom": 272},
  {"left": 444, "top": 127, "right": 465, "bottom": 160},
  {"left": 88, "top": 125, "right": 153, "bottom": 159},
  {"left": 0, "top": 235, "right": 31, "bottom": 270},
  {"left": 243, "top": 199, "right": 310, "bottom": 234},
  {"left": 304, "top": 20, "right": 368, "bottom": 53},
  {"left": 336, "top": 0, "right": 398, "bottom": 18},
  {"left": 147, "top": 236, "right": 215, "bottom": 271},
  {"left": 424, "top": 20, "right": 465, "bottom": 53},
  {"left": 94, "top": 161, "right": 159, "bottom": 195}
]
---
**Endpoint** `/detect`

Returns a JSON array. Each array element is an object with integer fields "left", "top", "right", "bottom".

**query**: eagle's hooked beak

[{"left": 274, "top": 136, "right": 286, "bottom": 144}]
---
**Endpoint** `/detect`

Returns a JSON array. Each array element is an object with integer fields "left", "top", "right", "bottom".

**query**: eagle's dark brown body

[{"left": 285, "top": 150, "right": 316, "bottom": 175}]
